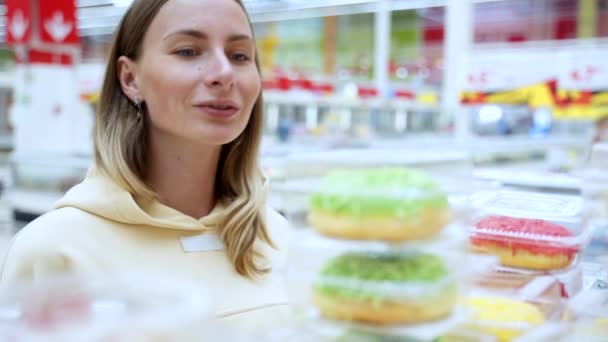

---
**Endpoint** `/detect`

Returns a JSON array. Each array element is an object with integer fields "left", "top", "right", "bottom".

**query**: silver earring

[{"left": 134, "top": 98, "right": 143, "bottom": 120}]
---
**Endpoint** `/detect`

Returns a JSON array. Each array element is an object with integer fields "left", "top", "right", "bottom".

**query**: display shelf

[
  {"left": 6, "top": 188, "right": 62, "bottom": 218},
  {"left": 372, "top": 135, "right": 588, "bottom": 165},
  {"left": 6, "top": 153, "right": 93, "bottom": 222},
  {"left": 264, "top": 91, "right": 438, "bottom": 111}
]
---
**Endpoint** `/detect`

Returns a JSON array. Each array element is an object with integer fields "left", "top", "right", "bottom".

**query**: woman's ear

[{"left": 117, "top": 56, "right": 142, "bottom": 103}]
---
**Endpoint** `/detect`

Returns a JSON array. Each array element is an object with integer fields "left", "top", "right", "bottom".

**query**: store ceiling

[{"left": 0, "top": 0, "right": 506, "bottom": 42}]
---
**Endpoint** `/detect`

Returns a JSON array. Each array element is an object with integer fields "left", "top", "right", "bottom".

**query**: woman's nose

[{"left": 202, "top": 50, "right": 235, "bottom": 91}]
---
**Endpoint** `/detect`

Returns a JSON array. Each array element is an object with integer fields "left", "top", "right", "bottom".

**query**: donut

[
  {"left": 313, "top": 251, "right": 457, "bottom": 325},
  {"left": 471, "top": 216, "right": 578, "bottom": 270},
  {"left": 309, "top": 168, "right": 450, "bottom": 241},
  {"left": 462, "top": 296, "right": 544, "bottom": 342}
]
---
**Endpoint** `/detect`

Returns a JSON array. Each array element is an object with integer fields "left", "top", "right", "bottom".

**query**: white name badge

[{"left": 180, "top": 232, "right": 224, "bottom": 252}]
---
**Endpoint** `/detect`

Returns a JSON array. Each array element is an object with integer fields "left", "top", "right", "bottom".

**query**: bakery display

[
  {"left": 309, "top": 168, "right": 450, "bottom": 241},
  {"left": 471, "top": 215, "right": 578, "bottom": 270},
  {"left": 313, "top": 251, "right": 457, "bottom": 325},
  {"left": 462, "top": 296, "right": 544, "bottom": 342},
  {"left": 289, "top": 164, "right": 472, "bottom": 339}
]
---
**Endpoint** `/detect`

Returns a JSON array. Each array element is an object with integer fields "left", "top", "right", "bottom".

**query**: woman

[{"left": 0, "top": 0, "right": 290, "bottom": 333}]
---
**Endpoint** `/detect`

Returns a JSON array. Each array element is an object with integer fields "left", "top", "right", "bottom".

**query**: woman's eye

[
  {"left": 231, "top": 53, "right": 250, "bottom": 62},
  {"left": 176, "top": 49, "right": 197, "bottom": 57}
]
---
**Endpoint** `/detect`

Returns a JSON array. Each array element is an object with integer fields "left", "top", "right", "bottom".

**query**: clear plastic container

[
  {"left": 0, "top": 273, "right": 215, "bottom": 341},
  {"left": 277, "top": 156, "right": 479, "bottom": 232},
  {"left": 469, "top": 190, "right": 593, "bottom": 272},
  {"left": 301, "top": 167, "right": 477, "bottom": 241},
  {"left": 473, "top": 270, "right": 564, "bottom": 309},
  {"left": 287, "top": 228, "right": 473, "bottom": 339}
]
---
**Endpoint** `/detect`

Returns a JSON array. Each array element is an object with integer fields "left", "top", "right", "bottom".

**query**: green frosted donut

[{"left": 315, "top": 252, "right": 453, "bottom": 302}]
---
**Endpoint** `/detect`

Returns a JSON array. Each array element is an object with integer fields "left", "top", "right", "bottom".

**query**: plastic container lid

[
  {"left": 472, "top": 190, "right": 584, "bottom": 227},
  {"left": 276, "top": 170, "right": 484, "bottom": 229},
  {"left": 470, "top": 190, "right": 593, "bottom": 253},
  {"left": 0, "top": 273, "right": 214, "bottom": 341},
  {"left": 291, "top": 223, "right": 469, "bottom": 252}
]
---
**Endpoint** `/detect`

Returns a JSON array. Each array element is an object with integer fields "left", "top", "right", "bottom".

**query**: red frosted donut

[{"left": 471, "top": 216, "right": 578, "bottom": 270}]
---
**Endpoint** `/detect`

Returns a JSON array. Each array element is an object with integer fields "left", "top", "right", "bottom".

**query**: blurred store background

[
  {"left": 0, "top": 0, "right": 604, "bottom": 229},
  {"left": 0, "top": 0, "right": 606, "bottom": 340}
]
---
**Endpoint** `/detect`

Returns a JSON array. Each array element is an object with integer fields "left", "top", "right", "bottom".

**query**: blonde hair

[{"left": 94, "top": 0, "right": 274, "bottom": 278}]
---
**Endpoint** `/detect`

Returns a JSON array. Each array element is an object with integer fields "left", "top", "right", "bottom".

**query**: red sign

[
  {"left": 39, "top": 0, "right": 79, "bottom": 44},
  {"left": 5, "top": 0, "right": 32, "bottom": 45}
]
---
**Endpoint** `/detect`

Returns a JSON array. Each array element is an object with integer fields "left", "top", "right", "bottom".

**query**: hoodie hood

[{"left": 54, "top": 168, "right": 223, "bottom": 231}]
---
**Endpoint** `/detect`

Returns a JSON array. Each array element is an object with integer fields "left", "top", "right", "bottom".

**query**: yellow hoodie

[{"left": 0, "top": 168, "right": 291, "bottom": 335}]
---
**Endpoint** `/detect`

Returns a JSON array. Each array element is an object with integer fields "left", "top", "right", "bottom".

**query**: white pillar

[
  {"left": 305, "top": 104, "right": 319, "bottom": 130},
  {"left": 395, "top": 109, "right": 408, "bottom": 133},
  {"left": 442, "top": 0, "right": 473, "bottom": 142},
  {"left": 374, "top": 0, "right": 391, "bottom": 98},
  {"left": 267, "top": 103, "right": 280, "bottom": 132}
]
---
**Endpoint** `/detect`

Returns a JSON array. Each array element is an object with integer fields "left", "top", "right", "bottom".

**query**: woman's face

[{"left": 128, "top": 0, "right": 260, "bottom": 146}]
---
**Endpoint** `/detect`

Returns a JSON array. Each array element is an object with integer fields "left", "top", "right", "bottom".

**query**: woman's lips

[
  {"left": 195, "top": 100, "right": 240, "bottom": 118},
  {"left": 196, "top": 105, "right": 239, "bottom": 118}
]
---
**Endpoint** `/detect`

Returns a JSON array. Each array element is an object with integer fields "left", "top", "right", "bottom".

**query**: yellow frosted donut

[{"left": 463, "top": 296, "right": 544, "bottom": 342}]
